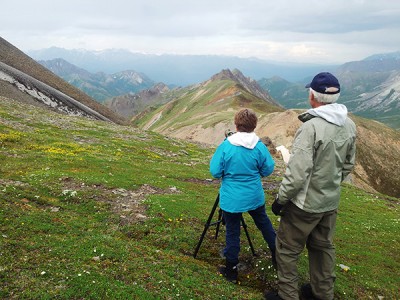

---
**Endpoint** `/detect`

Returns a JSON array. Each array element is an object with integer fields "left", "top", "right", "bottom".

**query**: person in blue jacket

[{"left": 210, "top": 108, "right": 276, "bottom": 283}]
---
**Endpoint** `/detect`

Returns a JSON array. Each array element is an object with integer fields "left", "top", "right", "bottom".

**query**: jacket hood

[
  {"left": 305, "top": 103, "right": 348, "bottom": 126},
  {"left": 227, "top": 132, "right": 259, "bottom": 149}
]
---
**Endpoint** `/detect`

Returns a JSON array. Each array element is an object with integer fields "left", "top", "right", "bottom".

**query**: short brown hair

[{"left": 234, "top": 109, "right": 258, "bottom": 132}]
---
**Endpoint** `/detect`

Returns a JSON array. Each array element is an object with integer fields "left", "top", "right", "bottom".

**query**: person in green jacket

[{"left": 265, "top": 72, "right": 357, "bottom": 300}]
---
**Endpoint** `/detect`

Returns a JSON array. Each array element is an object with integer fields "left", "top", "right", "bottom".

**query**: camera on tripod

[{"left": 224, "top": 129, "right": 236, "bottom": 138}]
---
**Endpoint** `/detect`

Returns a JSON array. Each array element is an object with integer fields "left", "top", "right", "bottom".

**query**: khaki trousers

[{"left": 276, "top": 202, "right": 337, "bottom": 300}]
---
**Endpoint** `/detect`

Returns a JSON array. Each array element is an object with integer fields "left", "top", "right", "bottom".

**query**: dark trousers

[{"left": 223, "top": 204, "right": 276, "bottom": 265}]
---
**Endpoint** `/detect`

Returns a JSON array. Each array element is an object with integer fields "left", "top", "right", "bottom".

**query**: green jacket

[{"left": 278, "top": 103, "right": 357, "bottom": 213}]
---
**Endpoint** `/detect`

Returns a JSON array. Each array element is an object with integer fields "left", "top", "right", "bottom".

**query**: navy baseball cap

[{"left": 305, "top": 72, "right": 340, "bottom": 94}]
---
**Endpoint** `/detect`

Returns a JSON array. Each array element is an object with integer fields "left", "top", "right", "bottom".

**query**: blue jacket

[{"left": 210, "top": 132, "right": 275, "bottom": 213}]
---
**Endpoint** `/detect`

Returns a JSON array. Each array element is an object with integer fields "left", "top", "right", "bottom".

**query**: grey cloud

[{"left": 0, "top": 0, "right": 399, "bottom": 64}]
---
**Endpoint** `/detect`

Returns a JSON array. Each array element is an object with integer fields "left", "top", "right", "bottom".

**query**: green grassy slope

[{"left": 0, "top": 97, "right": 399, "bottom": 299}]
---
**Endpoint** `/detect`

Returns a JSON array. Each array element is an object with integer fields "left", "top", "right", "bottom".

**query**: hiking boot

[
  {"left": 218, "top": 260, "right": 238, "bottom": 284},
  {"left": 264, "top": 291, "right": 283, "bottom": 300},
  {"left": 300, "top": 283, "right": 321, "bottom": 300}
]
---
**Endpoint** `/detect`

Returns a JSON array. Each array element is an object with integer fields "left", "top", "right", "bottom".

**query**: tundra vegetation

[{"left": 0, "top": 97, "right": 399, "bottom": 299}]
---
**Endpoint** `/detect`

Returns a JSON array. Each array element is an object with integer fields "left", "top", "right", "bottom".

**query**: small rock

[{"left": 136, "top": 214, "right": 147, "bottom": 220}]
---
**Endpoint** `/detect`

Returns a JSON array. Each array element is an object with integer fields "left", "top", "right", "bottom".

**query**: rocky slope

[
  {"left": 336, "top": 59, "right": 400, "bottom": 129},
  {"left": 0, "top": 37, "right": 126, "bottom": 124},
  {"left": 104, "top": 83, "right": 171, "bottom": 119},
  {"left": 211, "top": 69, "right": 281, "bottom": 107}
]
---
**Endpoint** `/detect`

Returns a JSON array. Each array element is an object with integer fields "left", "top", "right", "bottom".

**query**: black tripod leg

[
  {"left": 241, "top": 216, "right": 257, "bottom": 256},
  {"left": 215, "top": 208, "right": 223, "bottom": 239},
  {"left": 193, "top": 194, "right": 220, "bottom": 258}
]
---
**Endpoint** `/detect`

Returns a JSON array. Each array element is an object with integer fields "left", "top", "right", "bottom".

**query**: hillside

[
  {"left": 1, "top": 96, "right": 398, "bottom": 299},
  {"left": 0, "top": 37, "right": 126, "bottom": 125},
  {"left": 134, "top": 73, "right": 400, "bottom": 198}
]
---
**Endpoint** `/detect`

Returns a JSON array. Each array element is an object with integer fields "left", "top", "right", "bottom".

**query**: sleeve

[
  {"left": 342, "top": 137, "right": 356, "bottom": 181},
  {"left": 278, "top": 123, "right": 315, "bottom": 204},
  {"left": 258, "top": 142, "right": 275, "bottom": 177},
  {"left": 209, "top": 142, "right": 225, "bottom": 179}
]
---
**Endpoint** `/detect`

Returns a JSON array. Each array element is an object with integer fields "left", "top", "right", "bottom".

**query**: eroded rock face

[
  {"left": 0, "top": 63, "right": 110, "bottom": 121},
  {"left": 353, "top": 120, "right": 400, "bottom": 197}
]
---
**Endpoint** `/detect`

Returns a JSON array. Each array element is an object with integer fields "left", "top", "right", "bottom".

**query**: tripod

[{"left": 193, "top": 194, "right": 256, "bottom": 258}]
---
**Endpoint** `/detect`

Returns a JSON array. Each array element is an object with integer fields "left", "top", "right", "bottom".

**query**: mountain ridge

[
  {"left": 106, "top": 68, "right": 281, "bottom": 120},
  {"left": 211, "top": 69, "right": 281, "bottom": 107},
  {"left": 105, "top": 83, "right": 171, "bottom": 119},
  {"left": 0, "top": 37, "right": 126, "bottom": 124},
  {"left": 133, "top": 69, "right": 284, "bottom": 140},
  {"left": 38, "top": 58, "right": 156, "bottom": 102}
]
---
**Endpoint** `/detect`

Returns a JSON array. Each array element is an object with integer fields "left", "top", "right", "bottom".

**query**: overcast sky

[{"left": 1, "top": 0, "right": 399, "bottom": 64}]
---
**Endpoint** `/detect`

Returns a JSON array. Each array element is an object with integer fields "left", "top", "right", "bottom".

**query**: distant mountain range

[
  {"left": 27, "top": 47, "right": 335, "bottom": 86},
  {"left": 29, "top": 47, "right": 400, "bottom": 129},
  {"left": 258, "top": 52, "right": 400, "bottom": 129},
  {"left": 38, "top": 58, "right": 156, "bottom": 102}
]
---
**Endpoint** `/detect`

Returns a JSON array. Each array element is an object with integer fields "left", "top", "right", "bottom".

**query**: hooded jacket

[
  {"left": 210, "top": 132, "right": 275, "bottom": 213},
  {"left": 278, "top": 103, "right": 357, "bottom": 213}
]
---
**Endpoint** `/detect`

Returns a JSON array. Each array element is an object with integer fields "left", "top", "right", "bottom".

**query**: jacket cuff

[{"left": 277, "top": 192, "right": 289, "bottom": 205}]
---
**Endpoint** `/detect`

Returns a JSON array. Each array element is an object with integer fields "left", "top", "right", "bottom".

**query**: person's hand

[{"left": 271, "top": 195, "right": 284, "bottom": 216}]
